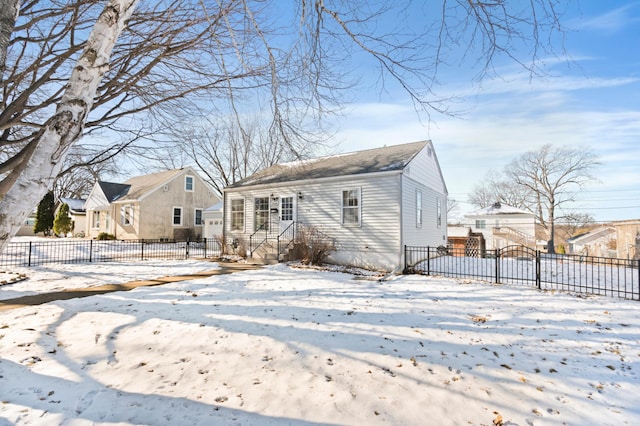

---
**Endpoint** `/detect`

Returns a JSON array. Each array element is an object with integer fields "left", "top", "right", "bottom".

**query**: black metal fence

[
  {"left": 405, "top": 245, "right": 640, "bottom": 301},
  {"left": 0, "top": 238, "right": 222, "bottom": 268}
]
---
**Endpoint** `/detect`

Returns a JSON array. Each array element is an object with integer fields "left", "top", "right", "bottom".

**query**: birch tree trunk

[
  {"left": 0, "top": 0, "right": 138, "bottom": 251},
  {"left": 0, "top": 0, "right": 19, "bottom": 84}
]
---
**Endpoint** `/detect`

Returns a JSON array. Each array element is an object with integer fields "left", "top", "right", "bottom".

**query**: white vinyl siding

[{"left": 416, "top": 190, "right": 422, "bottom": 227}]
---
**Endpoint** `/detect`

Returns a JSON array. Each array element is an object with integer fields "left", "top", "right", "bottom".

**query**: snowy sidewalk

[{"left": 0, "top": 261, "right": 262, "bottom": 311}]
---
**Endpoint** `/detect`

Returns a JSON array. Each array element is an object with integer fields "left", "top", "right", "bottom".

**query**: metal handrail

[
  {"left": 277, "top": 221, "right": 296, "bottom": 256},
  {"left": 249, "top": 223, "right": 268, "bottom": 255}
]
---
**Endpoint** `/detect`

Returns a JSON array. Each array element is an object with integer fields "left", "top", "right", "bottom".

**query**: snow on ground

[
  {"left": 0, "top": 260, "right": 219, "bottom": 300},
  {"left": 0, "top": 261, "right": 639, "bottom": 426}
]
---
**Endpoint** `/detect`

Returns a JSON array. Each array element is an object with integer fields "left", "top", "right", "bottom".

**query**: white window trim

[
  {"left": 92, "top": 210, "right": 100, "bottom": 229},
  {"left": 172, "top": 206, "right": 183, "bottom": 226},
  {"left": 230, "top": 198, "right": 245, "bottom": 232},
  {"left": 437, "top": 198, "right": 442, "bottom": 228},
  {"left": 194, "top": 208, "right": 203, "bottom": 226},
  {"left": 341, "top": 187, "right": 361, "bottom": 227},
  {"left": 185, "top": 175, "right": 194, "bottom": 192},
  {"left": 122, "top": 204, "right": 133, "bottom": 226}
]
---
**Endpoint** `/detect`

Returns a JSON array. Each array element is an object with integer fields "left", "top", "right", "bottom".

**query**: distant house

[
  {"left": 566, "top": 227, "right": 616, "bottom": 257},
  {"left": 203, "top": 201, "right": 223, "bottom": 239},
  {"left": 58, "top": 197, "right": 87, "bottom": 237},
  {"left": 84, "top": 167, "right": 219, "bottom": 240},
  {"left": 463, "top": 202, "right": 537, "bottom": 250},
  {"left": 222, "top": 140, "right": 448, "bottom": 271},
  {"left": 612, "top": 219, "right": 640, "bottom": 259},
  {"left": 15, "top": 210, "right": 37, "bottom": 236}
]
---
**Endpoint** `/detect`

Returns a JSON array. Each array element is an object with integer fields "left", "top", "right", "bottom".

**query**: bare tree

[
  {"left": 468, "top": 170, "right": 533, "bottom": 210},
  {"left": 0, "top": 0, "right": 138, "bottom": 248},
  {"left": 556, "top": 211, "right": 596, "bottom": 240},
  {"left": 503, "top": 144, "right": 601, "bottom": 253},
  {"left": 0, "top": 0, "right": 569, "bottom": 250},
  {"left": 0, "top": 0, "right": 18, "bottom": 83}
]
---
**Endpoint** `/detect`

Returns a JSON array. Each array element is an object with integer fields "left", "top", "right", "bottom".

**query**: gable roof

[
  {"left": 227, "top": 140, "right": 429, "bottom": 188},
  {"left": 98, "top": 181, "right": 131, "bottom": 203},
  {"left": 567, "top": 227, "right": 615, "bottom": 244},
  {"left": 59, "top": 197, "right": 86, "bottom": 213},
  {"left": 466, "top": 202, "right": 533, "bottom": 217},
  {"left": 117, "top": 168, "right": 189, "bottom": 201}
]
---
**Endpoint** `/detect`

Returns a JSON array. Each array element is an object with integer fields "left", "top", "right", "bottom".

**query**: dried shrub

[{"left": 297, "top": 225, "right": 335, "bottom": 265}]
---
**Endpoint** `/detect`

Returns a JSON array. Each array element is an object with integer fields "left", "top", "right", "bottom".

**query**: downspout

[
  {"left": 222, "top": 189, "right": 227, "bottom": 253},
  {"left": 398, "top": 172, "right": 404, "bottom": 272}
]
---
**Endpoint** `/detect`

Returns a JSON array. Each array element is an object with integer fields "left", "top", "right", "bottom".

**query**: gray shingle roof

[
  {"left": 227, "top": 140, "right": 429, "bottom": 188},
  {"left": 98, "top": 182, "right": 131, "bottom": 202}
]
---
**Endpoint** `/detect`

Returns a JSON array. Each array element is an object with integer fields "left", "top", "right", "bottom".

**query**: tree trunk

[
  {"left": 0, "top": 0, "right": 138, "bottom": 251},
  {"left": 0, "top": 0, "right": 19, "bottom": 84}
]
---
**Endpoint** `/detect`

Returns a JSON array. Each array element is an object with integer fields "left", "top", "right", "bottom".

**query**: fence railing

[
  {"left": 405, "top": 245, "right": 640, "bottom": 301},
  {"left": 0, "top": 238, "right": 222, "bottom": 268}
]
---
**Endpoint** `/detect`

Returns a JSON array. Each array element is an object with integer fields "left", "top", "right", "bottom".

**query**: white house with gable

[
  {"left": 222, "top": 140, "right": 448, "bottom": 271},
  {"left": 464, "top": 202, "right": 536, "bottom": 250}
]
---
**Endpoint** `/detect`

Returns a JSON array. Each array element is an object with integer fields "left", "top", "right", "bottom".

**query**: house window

[
  {"left": 254, "top": 197, "right": 269, "bottom": 231},
  {"left": 122, "top": 205, "right": 133, "bottom": 226},
  {"left": 416, "top": 190, "right": 422, "bottom": 227},
  {"left": 92, "top": 211, "right": 100, "bottom": 229},
  {"left": 476, "top": 219, "right": 486, "bottom": 229},
  {"left": 105, "top": 213, "right": 111, "bottom": 232},
  {"left": 194, "top": 209, "right": 203, "bottom": 226},
  {"left": 281, "top": 196, "right": 293, "bottom": 221},
  {"left": 342, "top": 188, "right": 361, "bottom": 226},
  {"left": 185, "top": 175, "right": 194, "bottom": 192},
  {"left": 437, "top": 198, "right": 442, "bottom": 228},
  {"left": 172, "top": 207, "right": 183, "bottom": 226},
  {"left": 231, "top": 199, "right": 244, "bottom": 231}
]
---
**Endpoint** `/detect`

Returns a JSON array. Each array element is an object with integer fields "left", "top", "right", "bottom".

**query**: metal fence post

[
  {"left": 141, "top": 239, "right": 144, "bottom": 260},
  {"left": 186, "top": 240, "right": 190, "bottom": 259},
  {"left": 89, "top": 239, "right": 93, "bottom": 263},
  {"left": 28, "top": 241, "right": 33, "bottom": 266},
  {"left": 427, "top": 246, "right": 431, "bottom": 276},
  {"left": 203, "top": 238, "right": 207, "bottom": 258},
  {"left": 495, "top": 249, "right": 500, "bottom": 284},
  {"left": 536, "top": 250, "right": 541, "bottom": 289}
]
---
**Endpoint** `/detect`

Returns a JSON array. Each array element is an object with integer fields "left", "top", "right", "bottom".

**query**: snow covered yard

[{"left": 0, "top": 262, "right": 639, "bottom": 425}]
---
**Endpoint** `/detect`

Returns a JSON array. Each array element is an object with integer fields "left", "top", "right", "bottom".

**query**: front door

[{"left": 279, "top": 195, "right": 296, "bottom": 233}]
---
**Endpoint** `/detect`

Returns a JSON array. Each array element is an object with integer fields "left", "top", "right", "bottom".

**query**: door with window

[{"left": 279, "top": 195, "right": 296, "bottom": 233}]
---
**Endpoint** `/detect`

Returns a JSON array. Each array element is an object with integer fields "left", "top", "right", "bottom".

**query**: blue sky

[{"left": 325, "top": 1, "right": 640, "bottom": 223}]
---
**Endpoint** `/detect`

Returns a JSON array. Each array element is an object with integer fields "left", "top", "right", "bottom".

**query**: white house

[
  {"left": 222, "top": 140, "right": 448, "bottom": 271},
  {"left": 464, "top": 202, "right": 536, "bottom": 250},
  {"left": 566, "top": 227, "right": 616, "bottom": 257}
]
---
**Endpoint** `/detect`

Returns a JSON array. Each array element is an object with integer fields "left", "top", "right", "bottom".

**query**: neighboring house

[
  {"left": 203, "top": 201, "right": 223, "bottom": 239},
  {"left": 15, "top": 210, "right": 37, "bottom": 236},
  {"left": 566, "top": 227, "right": 616, "bottom": 257},
  {"left": 58, "top": 197, "right": 87, "bottom": 237},
  {"left": 84, "top": 167, "right": 219, "bottom": 240},
  {"left": 464, "top": 202, "right": 536, "bottom": 250},
  {"left": 612, "top": 219, "right": 640, "bottom": 259},
  {"left": 222, "top": 140, "right": 448, "bottom": 271}
]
